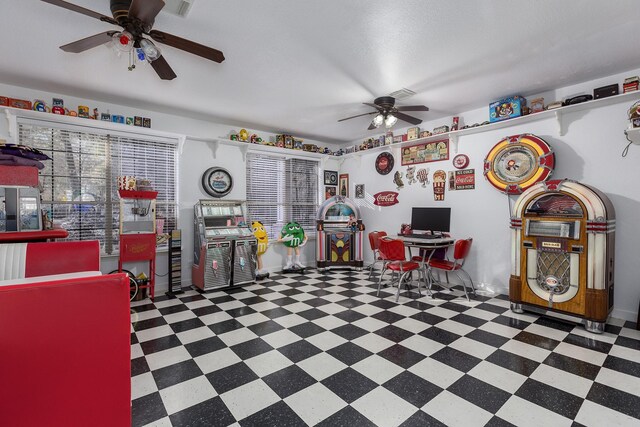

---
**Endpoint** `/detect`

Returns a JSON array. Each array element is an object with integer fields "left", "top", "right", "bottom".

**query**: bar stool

[
  {"left": 377, "top": 238, "right": 430, "bottom": 302},
  {"left": 367, "top": 231, "right": 387, "bottom": 279}
]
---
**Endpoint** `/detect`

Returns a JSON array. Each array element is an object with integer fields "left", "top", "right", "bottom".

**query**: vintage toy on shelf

[
  {"left": 419, "top": 130, "right": 432, "bottom": 138},
  {"left": 594, "top": 84, "right": 619, "bottom": 99},
  {"left": 451, "top": 116, "right": 460, "bottom": 131},
  {"left": 628, "top": 101, "right": 640, "bottom": 128},
  {"left": 78, "top": 105, "right": 90, "bottom": 118},
  {"left": 316, "top": 196, "right": 364, "bottom": 271},
  {"left": 51, "top": 98, "right": 65, "bottom": 115},
  {"left": 280, "top": 221, "right": 308, "bottom": 273},
  {"left": 490, "top": 95, "right": 526, "bottom": 123},
  {"left": 433, "top": 125, "right": 449, "bottom": 135},
  {"left": 530, "top": 98, "right": 545, "bottom": 113},
  {"left": 563, "top": 94, "right": 593, "bottom": 106},
  {"left": 238, "top": 129, "right": 249, "bottom": 142},
  {"left": 623, "top": 76, "right": 639, "bottom": 93},
  {"left": 546, "top": 101, "right": 563, "bottom": 110},
  {"left": 32, "top": 100, "right": 48, "bottom": 112}
]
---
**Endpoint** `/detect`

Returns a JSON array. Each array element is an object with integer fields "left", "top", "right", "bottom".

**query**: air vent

[
  {"left": 162, "top": 0, "right": 195, "bottom": 17},
  {"left": 388, "top": 88, "right": 416, "bottom": 100}
]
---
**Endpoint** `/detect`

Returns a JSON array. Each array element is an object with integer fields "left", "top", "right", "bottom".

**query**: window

[
  {"left": 17, "top": 119, "right": 178, "bottom": 254},
  {"left": 246, "top": 153, "right": 319, "bottom": 240}
]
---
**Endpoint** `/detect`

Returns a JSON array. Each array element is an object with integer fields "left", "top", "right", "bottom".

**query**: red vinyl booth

[{"left": 0, "top": 241, "right": 131, "bottom": 427}]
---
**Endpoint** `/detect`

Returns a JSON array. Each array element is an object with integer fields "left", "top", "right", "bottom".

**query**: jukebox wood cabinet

[
  {"left": 316, "top": 196, "right": 364, "bottom": 271},
  {"left": 509, "top": 179, "right": 615, "bottom": 333}
]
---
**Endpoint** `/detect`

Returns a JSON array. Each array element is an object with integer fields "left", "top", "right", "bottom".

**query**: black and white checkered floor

[{"left": 130, "top": 270, "right": 640, "bottom": 427}]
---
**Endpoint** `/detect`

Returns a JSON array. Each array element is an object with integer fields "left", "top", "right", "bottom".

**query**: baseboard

[{"left": 611, "top": 307, "right": 638, "bottom": 322}]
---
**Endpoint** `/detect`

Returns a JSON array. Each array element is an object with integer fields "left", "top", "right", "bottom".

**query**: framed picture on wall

[
  {"left": 355, "top": 184, "right": 365, "bottom": 199},
  {"left": 325, "top": 186, "right": 337, "bottom": 200},
  {"left": 339, "top": 174, "right": 349, "bottom": 197},
  {"left": 324, "top": 170, "right": 338, "bottom": 185}
]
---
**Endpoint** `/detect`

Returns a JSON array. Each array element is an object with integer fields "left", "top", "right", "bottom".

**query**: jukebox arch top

[{"left": 484, "top": 133, "right": 555, "bottom": 195}]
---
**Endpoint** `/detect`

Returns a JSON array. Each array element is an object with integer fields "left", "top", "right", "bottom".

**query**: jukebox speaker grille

[
  {"left": 233, "top": 239, "right": 257, "bottom": 285},
  {"left": 536, "top": 251, "right": 571, "bottom": 298},
  {"left": 204, "top": 243, "right": 232, "bottom": 289}
]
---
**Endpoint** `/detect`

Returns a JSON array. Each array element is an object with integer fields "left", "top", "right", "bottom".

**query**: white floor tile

[
  {"left": 194, "top": 347, "right": 242, "bottom": 374},
  {"left": 399, "top": 335, "right": 445, "bottom": 356},
  {"left": 145, "top": 346, "right": 192, "bottom": 371},
  {"left": 595, "top": 367, "right": 640, "bottom": 397},
  {"left": 136, "top": 325, "right": 175, "bottom": 343},
  {"left": 352, "top": 303, "right": 384, "bottom": 316},
  {"left": 423, "top": 390, "right": 493, "bottom": 427},
  {"left": 218, "top": 328, "right": 258, "bottom": 347},
  {"left": 131, "top": 372, "right": 158, "bottom": 400},
  {"left": 282, "top": 301, "right": 313, "bottom": 312},
  {"left": 159, "top": 376, "right": 217, "bottom": 415},
  {"left": 499, "top": 339, "right": 551, "bottom": 363},
  {"left": 249, "top": 301, "right": 279, "bottom": 312},
  {"left": 312, "top": 315, "right": 348, "bottom": 330},
  {"left": 220, "top": 379, "right": 280, "bottom": 421},
  {"left": 554, "top": 342, "right": 607, "bottom": 366},
  {"left": 408, "top": 358, "right": 465, "bottom": 389},
  {"left": 245, "top": 350, "right": 293, "bottom": 377},
  {"left": 468, "top": 360, "right": 527, "bottom": 394},
  {"left": 530, "top": 364, "right": 593, "bottom": 398},
  {"left": 216, "top": 300, "right": 245, "bottom": 311},
  {"left": 352, "top": 354, "right": 405, "bottom": 384},
  {"left": 425, "top": 306, "right": 461, "bottom": 319},
  {"left": 176, "top": 326, "right": 216, "bottom": 345},
  {"left": 236, "top": 312, "right": 270, "bottom": 327},
  {"left": 574, "top": 399, "right": 640, "bottom": 427},
  {"left": 464, "top": 307, "right": 500, "bottom": 321},
  {"left": 449, "top": 336, "right": 496, "bottom": 360},
  {"left": 184, "top": 299, "right": 214, "bottom": 310},
  {"left": 318, "top": 303, "right": 349, "bottom": 315},
  {"left": 153, "top": 298, "right": 184, "bottom": 309},
  {"left": 285, "top": 382, "right": 347, "bottom": 425},
  {"left": 261, "top": 329, "right": 301, "bottom": 348},
  {"left": 305, "top": 331, "right": 347, "bottom": 351},
  {"left": 134, "top": 309, "right": 163, "bottom": 321},
  {"left": 394, "top": 317, "right": 430, "bottom": 333},
  {"left": 479, "top": 321, "right": 522, "bottom": 339},
  {"left": 570, "top": 326, "right": 618, "bottom": 344},
  {"left": 522, "top": 323, "right": 569, "bottom": 341},
  {"left": 131, "top": 343, "right": 143, "bottom": 359},
  {"left": 199, "top": 311, "right": 233, "bottom": 326},
  {"left": 352, "top": 316, "right": 388, "bottom": 332},
  {"left": 273, "top": 313, "right": 307, "bottom": 328},
  {"left": 164, "top": 310, "right": 197, "bottom": 324},
  {"left": 297, "top": 352, "right": 347, "bottom": 381},
  {"left": 496, "top": 395, "right": 572, "bottom": 427},
  {"left": 352, "top": 387, "right": 417, "bottom": 426},
  {"left": 436, "top": 319, "right": 476, "bottom": 336},
  {"left": 351, "top": 333, "right": 395, "bottom": 353},
  {"left": 141, "top": 416, "right": 173, "bottom": 427},
  {"left": 608, "top": 344, "right": 640, "bottom": 364}
]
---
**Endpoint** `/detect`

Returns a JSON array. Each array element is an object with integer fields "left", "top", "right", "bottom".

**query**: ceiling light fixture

[
  {"left": 139, "top": 39, "right": 161, "bottom": 62},
  {"left": 384, "top": 114, "right": 398, "bottom": 128},
  {"left": 372, "top": 114, "right": 384, "bottom": 128},
  {"left": 112, "top": 31, "right": 134, "bottom": 52}
]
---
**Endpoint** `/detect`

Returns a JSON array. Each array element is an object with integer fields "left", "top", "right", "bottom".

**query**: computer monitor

[{"left": 411, "top": 207, "right": 451, "bottom": 233}]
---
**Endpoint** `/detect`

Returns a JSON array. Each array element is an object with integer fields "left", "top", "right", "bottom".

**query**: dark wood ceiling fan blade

[
  {"left": 394, "top": 111, "right": 423, "bottom": 125},
  {"left": 338, "top": 111, "right": 376, "bottom": 122},
  {"left": 396, "top": 105, "right": 429, "bottom": 111},
  {"left": 149, "top": 30, "right": 225, "bottom": 63},
  {"left": 129, "top": 0, "right": 165, "bottom": 27},
  {"left": 41, "top": 0, "right": 118, "bottom": 25},
  {"left": 150, "top": 55, "right": 177, "bottom": 80},
  {"left": 363, "top": 102, "right": 383, "bottom": 110},
  {"left": 60, "top": 31, "right": 117, "bottom": 53}
]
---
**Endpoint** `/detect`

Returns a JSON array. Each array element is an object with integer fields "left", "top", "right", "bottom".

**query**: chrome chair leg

[
  {"left": 396, "top": 271, "right": 410, "bottom": 302},
  {"left": 455, "top": 271, "right": 470, "bottom": 301}
]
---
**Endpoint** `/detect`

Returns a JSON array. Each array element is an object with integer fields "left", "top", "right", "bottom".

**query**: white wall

[
  {"left": 341, "top": 69, "right": 640, "bottom": 321},
  {"left": 0, "top": 82, "right": 340, "bottom": 294}
]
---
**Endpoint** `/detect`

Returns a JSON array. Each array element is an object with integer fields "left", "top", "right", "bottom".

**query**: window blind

[
  {"left": 246, "top": 153, "right": 319, "bottom": 240},
  {"left": 17, "top": 121, "right": 178, "bottom": 254}
]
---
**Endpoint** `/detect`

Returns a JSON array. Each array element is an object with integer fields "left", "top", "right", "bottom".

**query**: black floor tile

[
  {"left": 337, "top": 289, "right": 361, "bottom": 298},
  {"left": 152, "top": 359, "right": 204, "bottom": 389},
  {"left": 430, "top": 346, "right": 481, "bottom": 373},
  {"left": 158, "top": 304, "right": 189, "bottom": 316},
  {"left": 419, "top": 326, "right": 461, "bottom": 345},
  {"left": 133, "top": 316, "right": 167, "bottom": 332},
  {"left": 440, "top": 301, "right": 469, "bottom": 313},
  {"left": 308, "top": 289, "right": 332, "bottom": 297},
  {"left": 603, "top": 354, "right": 640, "bottom": 378},
  {"left": 270, "top": 296, "right": 300, "bottom": 307},
  {"left": 484, "top": 416, "right": 518, "bottom": 427},
  {"left": 247, "top": 320, "right": 285, "bottom": 336},
  {"left": 448, "top": 375, "right": 511, "bottom": 413},
  {"left": 492, "top": 315, "right": 530, "bottom": 330},
  {"left": 277, "top": 340, "right": 322, "bottom": 363},
  {"left": 289, "top": 322, "right": 326, "bottom": 338},
  {"left": 206, "top": 362, "right": 259, "bottom": 394},
  {"left": 239, "top": 400, "right": 307, "bottom": 427},
  {"left": 322, "top": 367, "right": 378, "bottom": 403},
  {"left": 331, "top": 324, "right": 369, "bottom": 341},
  {"left": 131, "top": 391, "right": 167, "bottom": 427},
  {"left": 334, "top": 310, "right": 367, "bottom": 323},
  {"left": 451, "top": 313, "right": 487, "bottom": 328},
  {"left": 179, "top": 294, "right": 206, "bottom": 303},
  {"left": 226, "top": 306, "right": 257, "bottom": 318},
  {"left": 316, "top": 406, "right": 377, "bottom": 427},
  {"left": 513, "top": 331, "right": 560, "bottom": 351},
  {"left": 404, "top": 300, "right": 434, "bottom": 311},
  {"left": 563, "top": 334, "right": 613, "bottom": 353},
  {"left": 375, "top": 325, "right": 415, "bottom": 343},
  {"left": 476, "top": 303, "right": 508, "bottom": 315},
  {"left": 615, "top": 335, "right": 640, "bottom": 351},
  {"left": 297, "top": 308, "right": 330, "bottom": 321},
  {"left": 170, "top": 318, "right": 206, "bottom": 334},
  {"left": 369, "top": 299, "right": 399, "bottom": 310},
  {"left": 139, "top": 334, "right": 182, "bottom": 355},
  {"left": 486, "top": 349, "right": 540, "bottom": 377},
  {"left": 586, "top": 382, "right": 640, "bottom": 419},
  {"left": 533, "top": 316, "right": 576, "bottom": 332},
  {"left": 131, "top": 333, "right": 138, "bottom": 344},
  {"left": 230, "top": 338, "right": 274, "bottom": 360},
  {"left": 208, "top": 319, "right": 245, "bottom": 335},
  {"left": 383, "top": 371, "right": 442, "bottom": 407},
  {"left": 466, "top": 329, "right": 509, "bottom": 348},
  {"left": 131, "top": 302, "right": 156, "bottom": 313},
  {"left": 378, "top": 344, "right": 425, "bottom": 369},
  {"left": 327, "top": 342, "right": 373, "bottom": 366},
  {"left": 335, "top": 298, "right": 364, "bottom": 309},
  {"left": 372, "top": 310, "right": 405, "bottom": 324},
  {"left": 208, "top": 295, "right": 236, "bottom": 304},
  {"left": 192, "top": 305, "right": 222, "bottom": 317},
  {"left": 131, "top": 356, "right": 150, "bottom": 377},
  {"left": 542, "top": 352, "right": 600, "bottom": 380},
  {"left": 262, "top": 365, "right": 317, "bottom": 399},
  {"left": 278, "top": 288, "right": 303, "bottom": 297},
  {"left": 171, "top": 396, "right": 235, "bottom": 427},
  {"left": 410, "top": 311, "right": 446, "bottom": 326},
  {"left": 251, "top": 288, "right": 276, "bottom": 296},
  {"left": 399, "top": 410, "right": 447, "bottom": 427},
  {"left": 261, "top": 307, "right": 293, "bottom": 319},
  {"left": 184, "top": 336, "right": 227, "bottom": 358},
  {"left": 516, "top": 378, "right": 584, "bottom": 419}
]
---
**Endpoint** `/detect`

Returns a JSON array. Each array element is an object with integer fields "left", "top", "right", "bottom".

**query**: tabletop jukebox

[{"left": 509, "top": 179, "right": 615, "bottom": 333}]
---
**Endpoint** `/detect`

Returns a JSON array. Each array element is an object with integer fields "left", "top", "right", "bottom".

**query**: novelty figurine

[
  {"left": 393, "top": 171, "right": 404, "bottom": 190},
  {"left": 252, "top": 221, "right": 270, "bottom": 280},
  {"left": 279, "top": 221, "right": 308, "bottom": 273},
  {"left": 406, "top": 166, "right": 417, "bottom": 185}
]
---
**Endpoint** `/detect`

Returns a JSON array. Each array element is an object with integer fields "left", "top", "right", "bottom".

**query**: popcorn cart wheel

[{"left": 109, "top": 269, "right": 139, "bottom": 301}]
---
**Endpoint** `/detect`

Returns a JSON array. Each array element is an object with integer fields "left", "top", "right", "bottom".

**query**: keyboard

[{"left": 398, "top": 233, "right": 441, "bottom": 240}]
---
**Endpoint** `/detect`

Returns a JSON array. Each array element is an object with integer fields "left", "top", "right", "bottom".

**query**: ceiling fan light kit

[
  {"left": 41, "top": 0, "right": 225, "bottom": 80},
  {"left": 339, "top": 95, "right": 429, "bottom": 131}
]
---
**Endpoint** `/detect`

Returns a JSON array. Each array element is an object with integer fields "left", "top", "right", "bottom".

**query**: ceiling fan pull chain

[{"left": 128, "top": 49, "right": 135, "bottom": 71}]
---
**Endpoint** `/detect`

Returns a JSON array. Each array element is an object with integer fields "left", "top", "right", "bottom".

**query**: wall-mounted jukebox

[
  {"left": 509, "top": 179, "right": 615, "bottom": 333},
  {"left": 316, "top": 196, "right": 364, "bottom": 271}
]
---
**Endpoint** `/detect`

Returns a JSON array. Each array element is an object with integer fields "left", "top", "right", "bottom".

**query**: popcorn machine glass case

[
  {"left": 192, "top": 200, "right": 257, "bottom": 290},
  {"left": 316, "top": 196, "right": 364, "bottom": 270},
  {"left": 509, "top": 180, "right": 615, "bottom": 333}
]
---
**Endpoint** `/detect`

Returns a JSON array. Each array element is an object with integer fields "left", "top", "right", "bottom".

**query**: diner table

[{"left": 396, "top": 235, "right": 455, "bottom": 295}]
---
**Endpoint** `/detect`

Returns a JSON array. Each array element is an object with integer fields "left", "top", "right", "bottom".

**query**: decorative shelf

[
  {"left": 342, "top": 90, "right": 640, "bottom": 158},
  {"left": 203, "top": 137, "right": 334, "bottom": 162}
]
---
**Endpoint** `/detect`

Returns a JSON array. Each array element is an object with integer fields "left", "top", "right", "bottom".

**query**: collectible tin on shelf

[
  {"left": 623, "top": 76, "right": 639, "bottom": 93},
  {"left": 433, "top": 125, "right": 449, "bottom": 135},
  {"left": 407, "top": 127, "right": 420, "bottom": 140},
  {"left": 490, "top": 95, "right": 527, "bottom": 123},
  {"left": 530, "top": 98, "right": 544, "bottom": 113}
]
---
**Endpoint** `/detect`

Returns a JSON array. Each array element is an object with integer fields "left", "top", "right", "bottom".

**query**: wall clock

[
  {"left": 452, "top": 154, "right": 470, "bottom": 169},
  {"left": 202, "top": 167, "right": 233, "bottom": 198},
  {"left": 375, "top": 152, "right": 394, "bottom": 175}
]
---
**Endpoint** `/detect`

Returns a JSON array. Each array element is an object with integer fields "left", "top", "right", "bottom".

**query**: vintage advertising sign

[
  {"left": 448, "top": 169, "right": 475, "bottom": 191},
  {"left": 373, "top": 191, "right": 399, "bottom": 206},
  {"left": 433, "top": 170, "right": 446, "bottom": 201},
  {"left": 401, "top": 139, "right": 449, "bottom": 166}
]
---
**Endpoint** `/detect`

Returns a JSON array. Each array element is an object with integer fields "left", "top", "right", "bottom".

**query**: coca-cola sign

[{"left": 373, "top": 191, "right": 399, "bottom": 206}]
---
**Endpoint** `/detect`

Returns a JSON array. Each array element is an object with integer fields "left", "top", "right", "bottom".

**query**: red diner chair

[
  {"left": 427, "top": 238, "right": 476, "bottom": 301},
  {"left": 367, "top": 231, "right": 388, "bottom": 279},
  {"left": 377, "top": 238, "right": 431, "bottom": 302}
]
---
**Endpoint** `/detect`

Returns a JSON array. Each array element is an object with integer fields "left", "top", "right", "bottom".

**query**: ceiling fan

[
  {"left": 338, "top": 96, "right": 429, "bottom": 130},
  {"left": 41, "top": 0, "right": 225, "bottom": 80}
]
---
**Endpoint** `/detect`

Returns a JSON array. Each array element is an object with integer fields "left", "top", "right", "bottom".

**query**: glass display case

[{"left": 0, "top": 187, "right": 42, "bottom": 232}]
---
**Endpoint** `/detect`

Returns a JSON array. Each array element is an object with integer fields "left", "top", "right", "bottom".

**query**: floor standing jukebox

[
  {"left": 509, "top": 179, "right": 615, "bottom": 333},
  {"left": 192, "top": 200, "right": 257, "bottom": 290},
  {"left": 316, "top": 195, "right": 364, "bottom": 271}
]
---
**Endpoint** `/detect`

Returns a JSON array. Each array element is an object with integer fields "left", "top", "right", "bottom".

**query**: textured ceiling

[{"left": 2, "top": 0, "right": 639, "bottom": 143}]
